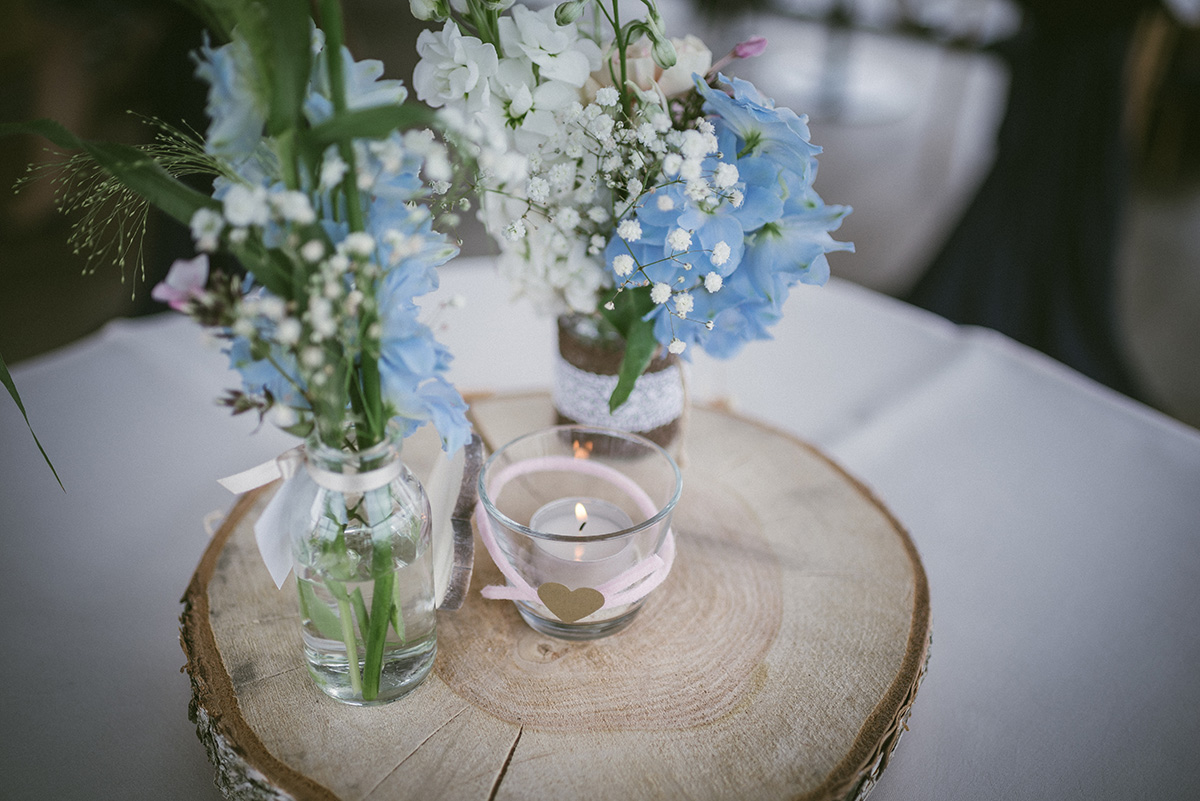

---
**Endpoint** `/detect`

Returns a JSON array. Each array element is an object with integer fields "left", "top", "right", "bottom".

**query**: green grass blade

[{"left": 1, "top": 350, "right": 64, "bottom": 492}]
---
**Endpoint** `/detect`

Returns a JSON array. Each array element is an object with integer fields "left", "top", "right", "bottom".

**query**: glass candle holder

[{"left": 476, "top": 425, "right": 682, "bottom": 639}]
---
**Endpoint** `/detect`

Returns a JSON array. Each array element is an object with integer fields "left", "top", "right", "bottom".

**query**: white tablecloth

[{"left": 2, "top": 257, "right": 1198, "bottom": 800}]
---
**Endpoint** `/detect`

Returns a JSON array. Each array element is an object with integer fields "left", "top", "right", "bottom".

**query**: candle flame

[
  {"left": 572, "top": 439, "right": 593, "bottom": 459},
  {"left": 573, "top": 544, "right": 586, "bottom": 561},
  {"left": 575, "top": 503, "right": 588, "bottom": 524}
]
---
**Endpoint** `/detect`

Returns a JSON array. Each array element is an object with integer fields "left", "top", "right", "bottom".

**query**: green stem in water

[
  {"left": 362, "top": 539, "right": 396, "bottom": 700},
  {"left": 351, "top": 587, "right": 371, "bottom": 638}
]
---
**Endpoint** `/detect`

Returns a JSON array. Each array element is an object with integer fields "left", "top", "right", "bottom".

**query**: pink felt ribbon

[{"left": 475, "top": 455, "right": 676, "bottom": 609}]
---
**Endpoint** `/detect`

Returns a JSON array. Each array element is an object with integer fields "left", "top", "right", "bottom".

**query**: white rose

[
  {"left": 656, "top": 35, "right": 712, "bottom": 97},
  {"left": 588, "top": 35, "right": 711, "bottom": 100}
]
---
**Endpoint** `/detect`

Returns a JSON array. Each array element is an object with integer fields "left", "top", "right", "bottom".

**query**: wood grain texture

[{"left": 181, "top": 394, "right": 931, "bottom": 801}]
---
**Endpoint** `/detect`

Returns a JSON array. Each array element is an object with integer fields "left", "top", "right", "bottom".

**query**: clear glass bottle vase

[{"left": 292, "top": 422, "right": 436, "bottom": 705}]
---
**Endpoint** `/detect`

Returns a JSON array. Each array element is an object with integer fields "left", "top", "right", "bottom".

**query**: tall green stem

[
  {"left": 320, "top": 0, "right": 366, "bottom": 234},
  {"left": 362, "top": 539, "right": 396, "bottom": 701}
]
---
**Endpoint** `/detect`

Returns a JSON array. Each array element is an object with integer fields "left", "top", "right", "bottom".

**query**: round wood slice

[{"left": 181, "top": 393, "right": 931, "bottom": 801}]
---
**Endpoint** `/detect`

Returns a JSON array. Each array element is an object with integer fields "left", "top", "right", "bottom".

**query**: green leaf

[
  {"left": 608, "top": 319, "right": 658, "bottom": 413},
  {"left": 302, "top": 105, "right": 436, "bottom": 153},
  {"left": 599, "top": 286, "right": 661, "bottom": 412},
  {"left": 0, "top": 119, "right": 217, "bottom": 226},
  {"left": 228, "top": 239, "right": 294, "bottom": 300},
  {"left": 1, "top": 350, "right": 64, "bottom": 492},
  {"left": 298, "top": 578, "right": 343, "bottom": 640}
]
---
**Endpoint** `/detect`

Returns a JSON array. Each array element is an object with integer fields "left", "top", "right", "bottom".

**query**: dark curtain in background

[{"left": 905, "top": 1, "right": 1154, "bottom": 398}]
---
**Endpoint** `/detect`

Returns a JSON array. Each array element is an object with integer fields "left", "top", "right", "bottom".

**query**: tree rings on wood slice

[{"left": 181, "top": 393, "right": 930, "bottom": 801}]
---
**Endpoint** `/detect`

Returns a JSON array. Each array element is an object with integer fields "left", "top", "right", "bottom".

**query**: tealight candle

[{"left": 529, "top": 497, "right": 636, "bottom": 589}]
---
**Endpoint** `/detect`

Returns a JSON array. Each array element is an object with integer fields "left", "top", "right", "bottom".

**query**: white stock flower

[
  {"left": 650, "top": 282, "right": 671, "bottom": 304},
  {"left": 499, "top": 5, "right": 601, "bottom": 88},
  {"left": 413, "top": 22, "right": 498, "bottom": 112},
  {"left": 409, "top": 0, "right": 441, "bottom": 21}
]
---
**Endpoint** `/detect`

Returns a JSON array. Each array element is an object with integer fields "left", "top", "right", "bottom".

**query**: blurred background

[{"left": 2, "top": 0, "right": 1198, "bottom": 426}]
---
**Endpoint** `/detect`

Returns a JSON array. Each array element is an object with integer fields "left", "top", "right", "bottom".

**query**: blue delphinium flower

[
  {"left": 304, "top": 28, "right": 409, "bottom": 124},
  {"left": 187, "top": 26, "right": 470, "bottom": 454},
  {"left": 193, "top": 33, "right": 266, "bottom": 162},
  {"left": 694, "top": 73, "right": 820, "bottom": 171},
  {"left": 604, "top": 71, "right": 851, "bottom": 361},
  {"left": 375, "top": 221, "right": 469, "bottom": 453},
  {"left": 227, "top": 336, "right": 309, "bottom": 409}
]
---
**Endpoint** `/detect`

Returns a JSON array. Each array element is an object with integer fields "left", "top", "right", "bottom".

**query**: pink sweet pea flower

[
  {"left": 152, "top": 254, "right": 209, "bottom": 311},
  {"left": 734, "top": 37, "right": 768, "bottom": 59},
  {"left": 708, "top": 37, "right": 768, "bottom": 81}
]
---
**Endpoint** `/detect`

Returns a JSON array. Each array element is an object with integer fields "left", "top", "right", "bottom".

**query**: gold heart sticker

[{"left": 537, "top": 583, "right": 605, "bottom": 624}]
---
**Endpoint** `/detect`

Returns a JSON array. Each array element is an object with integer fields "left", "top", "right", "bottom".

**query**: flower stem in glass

[{"left": 362, "top": 540, "right": 395, "bottom": 700}]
